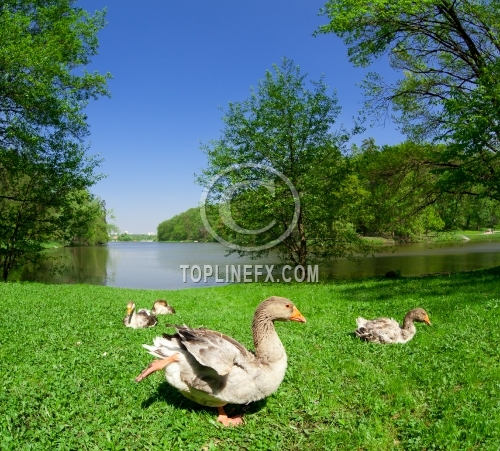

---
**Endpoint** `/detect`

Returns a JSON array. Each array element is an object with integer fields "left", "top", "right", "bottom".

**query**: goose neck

[
  {"left": 402, "top": 314, "right": 416, "bottom": 333},
  {"left": 252, "top": 311, "right": 285, "bottom": 363}
]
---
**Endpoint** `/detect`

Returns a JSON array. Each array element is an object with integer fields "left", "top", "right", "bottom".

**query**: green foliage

[
  {"left": 57, "top": 191, "right": 109, "bottom": 246},
  {"left": 354, "top": 139, "right": 500, "bottom": 238},
  {"left": 115, "top": 233, "right": 156, "bottom": 241},
  {"left": 0, "top": 146, "right": 106, "bottom": 280},
  {"left": 354, "top": 140, "right": 444, "bottom": 238},
  {"left": 438, "top": 74, "right": 500, "bottom": 199},
  {"left": 435, "top": 194, "right": 500, "bottom": 231},
  {"left": 168, "top": 136, "right": 500, "bottom": 244},
  {"left": 1, "top": 272, "right": 500, "bottom": 449},
  {"left": 198, "top": 58, "right": 372, "bottom": 266},
  {"left": 318, "top": 0, "right": 500, "bottom": 200},
  {"left": 0, "top": 0, "right": 110, "bottom": 150},
  {"left": 157, "top": 207, "right": 211, "bottom": 241},
  {"left": 0, "top": 0, "right": 110, "bottom": 281}
]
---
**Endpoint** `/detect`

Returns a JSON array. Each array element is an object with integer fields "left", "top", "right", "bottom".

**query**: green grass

[
  {"left": 433, "top": 230, "right": 500, "bottom": 242},
  {"left": 41, "top": 241, "right": 62, "bottom": 249},
  {"left": 361, "top": 236, "right": 393, "bottom": 245},
  {"left": 1, "top": 271, "right": 500, "bottom": 450},
  {"left": 458, "top": 230, "right": 500, "bottom": 240}
]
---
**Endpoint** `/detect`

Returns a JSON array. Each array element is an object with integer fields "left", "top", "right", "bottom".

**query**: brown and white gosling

[
  {"left": 123, "top": 302, "right": 158, "bottom": 329},
  {"left": 151, "top": 300, "right": 176, "bottom": 315},
  {"left": 355, "top": 308, "right": 431, "bottom": 344}
]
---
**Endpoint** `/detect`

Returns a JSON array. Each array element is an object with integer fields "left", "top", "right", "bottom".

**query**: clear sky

[{"left": 78, "top": 0, "right": 404, "bottom": 234}]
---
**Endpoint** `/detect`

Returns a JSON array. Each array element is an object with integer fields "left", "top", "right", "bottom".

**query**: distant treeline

[
  {"left": 157, "top": 207, "right": 213, "bottom": 242},
  {"left": 114, "top": 233, "right": 157, "bottom": 242},
  {"left": 157, "top": 141, "right": 500, "bottom": 245}
]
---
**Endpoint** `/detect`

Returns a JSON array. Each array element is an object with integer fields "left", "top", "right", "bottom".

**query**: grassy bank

[
  {"left": 429, "top": 230, "right": 500, "bottom": 242},
  {"left": 360, "top": 231, "right": 500, "bottom": 246},
  {"left": 1, "top": 271, "right": 499, "bottom": 450},
  {"left": 456, "top": 230, "right": 500, "bottom": 240},
  {"left": 42, "top": 241, "right": 62, "bottom": 249}
]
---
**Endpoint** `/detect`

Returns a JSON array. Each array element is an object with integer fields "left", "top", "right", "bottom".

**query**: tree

[
  {"left": 354, "top": 140, "right": 446, "bottom": 238},
  {"left": 434, "top": 193, "right": 500, "bottom": 230},
  {"left": 63, "top": 192, "right": 109, "bottom": 246},
  {"left": 157, "top": 207, "right": 212, "bottom": 242},
  {"left": 0, "top": 0, "right": 110, "bottom": 281},
  {"left": 0, "top": 0, "right": 110, "bottom": 150},
  {"left": 317, "top": 0, "right": 500, "bottom": 200},
  {"left": 353, "top": 139, "right": 500, "bottom": 237},
  {"left": 197, "top": 58, "right": 372, "bottom": 267},
  {"left": 0, "top": 146, "right": 106, "bottom": 281}
]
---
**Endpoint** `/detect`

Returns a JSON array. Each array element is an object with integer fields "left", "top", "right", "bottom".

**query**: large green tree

[
  {"left": 63, "top": 192, "right": 109, "bottom": 246},
  {"left": 318, "top": 0, "right": 500, "bottom": 200},
  {"left": 353, "top": 140, "right": 446, "bottom": 239},
  {"left": 157, "top": 207, "right": 212, "bottom": 242},
  {"left": 0, "top": 0, "right": 110, "bottom": 281},
  {"left": 198, "top": 58, "right": 371, "bottom": 267}
]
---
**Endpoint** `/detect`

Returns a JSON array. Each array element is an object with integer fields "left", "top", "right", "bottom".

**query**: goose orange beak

[
  {"left": 290, "top": 306, "right": 306, "bottom": 323},
  {"left": 424, "top": 315, "right": 431, "bottom": 325}
]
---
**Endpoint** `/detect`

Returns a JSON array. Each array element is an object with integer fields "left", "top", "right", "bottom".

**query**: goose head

[
  {"left": 407, "top": 308, "right": 431, "bottom": 325},
  {"left": 254, "top": 296, "right": 306, "bottom": 323},
  {"left": 125, "top": 301, "right": 136, "bottom": 315}
]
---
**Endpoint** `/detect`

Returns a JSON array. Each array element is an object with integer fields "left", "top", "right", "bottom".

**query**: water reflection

[
  {"left": 322, "top": 241, "right": 500, "bottom": 280},
  {"left": 17, "top": 246, "right": 110, "bottom": 285},
  {"left": 14, "top": 240, "right": 500, "bottom": 289}
]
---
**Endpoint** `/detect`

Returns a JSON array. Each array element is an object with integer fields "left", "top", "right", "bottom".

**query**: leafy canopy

[
  {"left": 0, "top": 0, "right": 110, "bottom": 281},
  {"left": 198, "top": 58, "right": 371, "bottom": 267},
  {"left": 318, "top": 0, "right": 500, "bottom": 199}
]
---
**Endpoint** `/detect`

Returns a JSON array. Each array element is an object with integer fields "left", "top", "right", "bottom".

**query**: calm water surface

[{"left": 17, "top": 240, "right": 500, "bottom": 289}]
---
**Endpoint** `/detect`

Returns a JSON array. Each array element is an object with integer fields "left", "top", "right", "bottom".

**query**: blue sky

[{"left": 78, "top": 0, "right": 404, "bottom": 233}]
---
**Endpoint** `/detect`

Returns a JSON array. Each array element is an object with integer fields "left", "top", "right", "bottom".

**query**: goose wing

[
  {"left": 172, "top": 325, "right": 254, "bottom": 376},
  {"left": 355, "top": 317, "right": 401, "bottom": 343},
  {"left": 137, "top": 309, "right": 158, "bottom": 328}
]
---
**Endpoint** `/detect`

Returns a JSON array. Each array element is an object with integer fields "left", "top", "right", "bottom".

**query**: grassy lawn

[
  {"left": 458, "top": 230, "right": 500, "bottom": 240},
  {"left": 41, "top": 242, "right": 62, "bottom": 249},
  {"left": 1, "top": 270, "right": 499, "bottom": 450},
  {"left": 360, "top": 231, "right": 500, "bottom": 245},
  {"left": 433, "top": 230, "right": 500, "bottom": 242}
]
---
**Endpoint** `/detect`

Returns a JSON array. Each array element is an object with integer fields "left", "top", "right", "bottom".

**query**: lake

[{"left": 15, "top": 240, "right": 500, "bottom": 289}]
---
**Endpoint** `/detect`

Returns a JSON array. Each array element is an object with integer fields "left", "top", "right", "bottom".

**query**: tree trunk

[
  {"left": 296, "top": 215, "right": 308, "bottom": 275},
  {"left": 2, "top": 261, "right": 9, "bottom": 282}
]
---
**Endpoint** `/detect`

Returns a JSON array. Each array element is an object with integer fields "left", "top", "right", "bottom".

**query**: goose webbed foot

[
  {"left": 216, "top": 406, "right": 244, "bottom": 426},
  {"left": 135, "top": 353, "right": 179, "bottom": 382}
]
